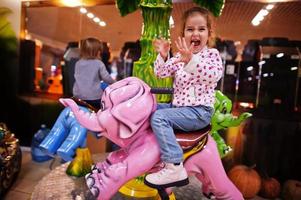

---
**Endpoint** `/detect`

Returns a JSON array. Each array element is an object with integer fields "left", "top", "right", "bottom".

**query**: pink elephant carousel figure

[{"left": 60, "top": 77, "right": 243, "bottom": 200}]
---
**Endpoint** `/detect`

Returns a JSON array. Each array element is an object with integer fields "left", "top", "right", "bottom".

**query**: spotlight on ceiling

[{"left": 61, "top": 0, "right": 81, "bottom": 7}]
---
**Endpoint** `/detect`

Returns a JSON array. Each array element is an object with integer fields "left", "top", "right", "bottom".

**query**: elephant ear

[
  {"left": 116, "top": 0, "right": 141, "bottom": 17},
  {"left": 105, "top": 77, "right": 156, "bottom": 139},
  {"left": 192, "top": 0, "right": 225, "bottom": 17}
]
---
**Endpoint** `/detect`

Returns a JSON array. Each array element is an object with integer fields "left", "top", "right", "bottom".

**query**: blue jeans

[{"left": 150, "top": 103, "right": 213, "bottom": 163}]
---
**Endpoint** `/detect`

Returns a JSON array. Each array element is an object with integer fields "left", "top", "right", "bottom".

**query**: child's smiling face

[{"left": 184, "top": 13, "right": 209, "bottom": 54}]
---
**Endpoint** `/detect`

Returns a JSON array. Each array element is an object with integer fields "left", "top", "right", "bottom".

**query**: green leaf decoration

[
  {"left": 0, "top": 7, "right": 17, "bottom": 52},
  {"left": 66, "top": 148, "right": 93, "bottom": 177},
  {"left": 192, "top": 0, "right": 225, "bottom": 17},
  {"left": 0, "top": 7, "right": 12, "bottom": 16},
  {"left": 116, "top": 0, "right": 141, "bottom": 17}
]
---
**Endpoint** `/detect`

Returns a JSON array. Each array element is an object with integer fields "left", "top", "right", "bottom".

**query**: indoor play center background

[{"left": 1, "top": 0, "right": 301, "bottom": 199}]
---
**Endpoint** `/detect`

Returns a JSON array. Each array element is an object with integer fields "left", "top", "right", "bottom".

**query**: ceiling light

[
  {"left": 251, "top": 5, "right": 274, "bottom": 26},
  {"left": 99, "top": 21, "right": 106, "bottom": 27},
  {"left": 80, "top": 7, "right": 87, "bottom": 14},
  {"left": 276, "top": 53, "right": 284, "bottom": 58},
  {"left": 93, "top": 17, "right": 100, "bottom": 23},
  {"left": 252, "top": 20, "right": 260, "bottom": 26},
  {"left": 266, "top": 4, "right": 274, "bottom": 10},
  {"left": 257, "top": 15, "right": 264, "bottom": 22},
  {"left": 290, "top": 66, "right": 298, "bottom": 71},
  {"left": 247, "top": 66, "right": 253, "bottom": 71},
  {"left": 259, "top": 60, "right": 266, "bottom": 65},
  {"left": 87, "top": 13, "right": 94, "bottom": 18},
  {"left": 61, "top": 0, "right": 81, "bottom": 7},
  {"left": 259, "top": 9, "right": 269, "bottom": 16}
]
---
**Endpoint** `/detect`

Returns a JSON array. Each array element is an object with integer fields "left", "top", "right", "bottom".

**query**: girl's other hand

[
  {"left": 175, "top": 37, "right": 193, "bottom": 64},
  {"left": 153, "top": 38, "right": 170, "bottom": 61}
]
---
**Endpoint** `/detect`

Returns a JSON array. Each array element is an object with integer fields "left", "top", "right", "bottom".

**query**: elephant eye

[{"left": 100, "top": 101, "right": 105, "bottom": 111}]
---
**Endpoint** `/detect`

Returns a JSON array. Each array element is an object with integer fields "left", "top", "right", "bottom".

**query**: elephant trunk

[{"left": 59, "top": 98, "right": 104, "bottom": 132}]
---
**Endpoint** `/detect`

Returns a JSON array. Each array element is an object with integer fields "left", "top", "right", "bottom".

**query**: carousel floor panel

[{"left": 4, "top": 150, "right": 278, "bottom": 200}]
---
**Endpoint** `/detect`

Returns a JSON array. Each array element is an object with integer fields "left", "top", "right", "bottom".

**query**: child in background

[
  {"left": 73, "top": 37, "right": 115, "bottom": 110},
  {"left": 145, "top": 7, "right": 223, "bottom": 188}
]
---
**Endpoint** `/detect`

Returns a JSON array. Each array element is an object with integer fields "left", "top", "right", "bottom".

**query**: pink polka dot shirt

[{"left": 154, "top": 46, "right": 223, "bottom": 108}]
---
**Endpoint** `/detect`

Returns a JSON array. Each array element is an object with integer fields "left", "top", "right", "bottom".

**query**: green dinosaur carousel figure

[{"left": 212, "top": 90, "right": 252, "bottom": 158}]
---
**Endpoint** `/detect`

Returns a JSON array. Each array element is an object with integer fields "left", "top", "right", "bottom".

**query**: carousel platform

[
  {"left": 31, "top": 154, "right": 207, "bottom": 200},
  {"left": 30, "top": 153, "right": 269, "bottom": 200}
]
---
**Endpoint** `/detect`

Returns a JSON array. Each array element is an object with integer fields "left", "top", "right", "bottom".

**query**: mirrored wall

[{"left": 20, "top": 0, "right": 301, "bottom": 113}]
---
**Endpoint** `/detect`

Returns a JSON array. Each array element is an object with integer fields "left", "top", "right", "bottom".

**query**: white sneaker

[{"left": 144, "top": 163, "right": 189, "bottom": 188}]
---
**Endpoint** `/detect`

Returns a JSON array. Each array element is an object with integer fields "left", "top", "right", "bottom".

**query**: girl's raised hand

[
  {"left": 153, "top": 38, "right": 170, "bottom": 60},
  {"left": 175, "top": 37, "right": 193, "bottom": 64}
]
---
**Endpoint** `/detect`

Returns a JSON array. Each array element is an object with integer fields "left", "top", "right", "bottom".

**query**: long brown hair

[
  {"left": 80, "top": 37, "right": 103, "bottom": 59},
  {"left": 180, "top": 7, "right": 215, "bottom": 47}
]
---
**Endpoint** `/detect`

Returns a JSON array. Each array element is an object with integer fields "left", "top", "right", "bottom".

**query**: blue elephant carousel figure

[{"left": 39, "top": 98, "right": 99, "bottom": 177}]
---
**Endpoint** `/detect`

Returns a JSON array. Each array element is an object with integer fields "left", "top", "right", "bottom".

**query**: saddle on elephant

[{"left": 73, "top": 85, "right": 212, "bottom": 165}]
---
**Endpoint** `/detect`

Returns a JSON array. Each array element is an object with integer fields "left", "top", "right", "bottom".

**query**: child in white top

[{"left": 145, "top": 7, "right": 223, "bottom": 188}]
